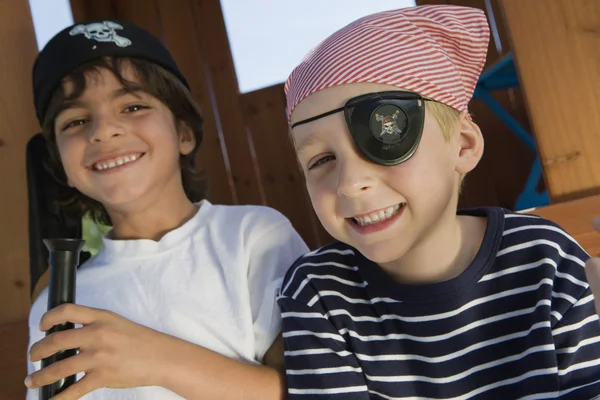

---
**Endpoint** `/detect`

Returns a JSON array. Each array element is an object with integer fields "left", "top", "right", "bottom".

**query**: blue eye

[{"left": 308, "top": 155, "right": 335, "bottom": 170}]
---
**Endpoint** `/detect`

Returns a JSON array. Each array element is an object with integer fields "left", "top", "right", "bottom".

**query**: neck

[
  {"left": 379, "top": 206, "right": 486, "bottom": 285},
  {"left": 106, "top": 188, "right": 199, "bottom": 242}
]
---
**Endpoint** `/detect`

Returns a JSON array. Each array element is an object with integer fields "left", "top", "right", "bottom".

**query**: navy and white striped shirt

[{"left": 278, "top": 208, "right": 600, "bottom": 399}]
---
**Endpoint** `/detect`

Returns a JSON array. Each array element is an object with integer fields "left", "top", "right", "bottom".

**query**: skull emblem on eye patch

[
  {"left": 69, "top": 21, "right": 132, "bottom": 48},
  {"left": 368, "top": 104, "right": 409, "bottom": 145},
  {"left": 375, "top": 110, "right": 403, "bottom": 137}
]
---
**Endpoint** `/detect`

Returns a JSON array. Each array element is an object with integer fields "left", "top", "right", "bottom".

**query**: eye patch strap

[
  {"left": 290, "top": 92, "right": 419, "bottom": 129},
  {"left": 291, "top": 106, "right": 345, "bottom": 129}
]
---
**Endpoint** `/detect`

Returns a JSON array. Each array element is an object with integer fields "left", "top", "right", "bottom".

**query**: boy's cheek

[{"left": 57, "top": 147, "right": 85, "bottom": 185}]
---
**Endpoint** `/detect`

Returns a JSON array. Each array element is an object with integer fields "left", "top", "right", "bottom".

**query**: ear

[
  {"left": 178, "top": 122, "right": 196, "bottom": 156},
  {"left": 454, "top": 113, "right": 484, "bottom": 175}
]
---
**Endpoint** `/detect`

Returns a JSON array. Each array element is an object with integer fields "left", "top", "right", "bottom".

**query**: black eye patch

[{"left": 292, "top": 91, "right": 429, "bottom": 166}]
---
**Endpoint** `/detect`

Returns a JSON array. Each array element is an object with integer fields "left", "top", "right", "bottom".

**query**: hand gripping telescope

[{"left": 39, "top": 238, "right": 85, "bottom": 399}]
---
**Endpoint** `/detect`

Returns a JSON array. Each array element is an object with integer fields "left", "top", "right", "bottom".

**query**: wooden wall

[
  {"left": 0, "top": 0, "right": 39, "bottom": 324},
  {"left": 0, "top": 0, "right": 40, "bottom": 397},
  {"left": 500, "top": 0, "right": 600, "bottom": 202}
]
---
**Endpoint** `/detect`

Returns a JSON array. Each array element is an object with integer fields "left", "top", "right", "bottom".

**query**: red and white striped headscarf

[{"left": 284, "top": 5, "right": 490, "bottom": 122}]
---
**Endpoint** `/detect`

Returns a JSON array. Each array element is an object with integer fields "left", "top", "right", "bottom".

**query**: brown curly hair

[{"left": 41, "top": 57, "right": 207, "bottom": 226}]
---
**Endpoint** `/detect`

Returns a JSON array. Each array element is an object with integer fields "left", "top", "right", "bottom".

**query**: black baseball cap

[{"left": 32, "top": 20, "right": 190, "bottom": 125}]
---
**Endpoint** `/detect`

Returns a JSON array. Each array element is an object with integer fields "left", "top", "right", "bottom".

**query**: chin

[
  {"left": 355, "top": 244, "right": 407, "bottom": 264},
  {"left": 337, "top": 232, "right": 405, "bottom": 263},
  {"left": 86, "top": 188, "right": 149, "bottom": 210}
]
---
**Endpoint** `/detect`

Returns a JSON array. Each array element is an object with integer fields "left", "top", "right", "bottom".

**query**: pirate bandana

[
  {"left": 33, "top": 20, "right": 190, "bottom": 125},
  {"left": 286, "top": 5, "right": 490, "bottom": 166}
]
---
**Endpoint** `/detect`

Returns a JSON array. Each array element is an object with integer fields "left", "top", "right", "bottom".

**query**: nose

[
  {"left": 88, "top": 116, "right": 124, "bottom": 143},
  {"left": 336, "top": 154, "right": 377, "bottom": 198}
]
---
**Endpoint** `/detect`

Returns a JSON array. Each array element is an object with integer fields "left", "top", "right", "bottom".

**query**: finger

[
  {"left": 25, "top": 352, "right": 92, "bottom": 389},
  {"left": 40, "top": 304, "right": 108, "bottom": 332},
  {"left": 585, "top": 257, "right": 600, "bottom": 298},
  {"left": 30, "top": 327, "right": 92, "bottom": 362},
  {"left": 593, "top": 217, "right": 600, "bottom": 233},
  {"left": 46, "top": 374, "right": 100, "bottom": 400}
]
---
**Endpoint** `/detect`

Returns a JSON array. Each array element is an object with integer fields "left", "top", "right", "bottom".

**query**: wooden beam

[
  {"left": 189, "top": 0, "right": 265, "bottom": 205},
  {"left": 0, "top": 0, "right": 40, "bottom": 323},
  {"left": 240, "top": 84, "right": 333, "bottom": 249},
  {"left": 156, "top": 0, "right": 239, "bottom": 205},
  {"left": 69, "top": 0, "right": 116, "bottom": 21},
  {"left": 500, "top": 0, "right": 600, "bottom": 202}
]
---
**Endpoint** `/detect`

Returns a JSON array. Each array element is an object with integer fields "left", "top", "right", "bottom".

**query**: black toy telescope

[{"left": 39, "top": 238, "right": 85, "bottom": 400}]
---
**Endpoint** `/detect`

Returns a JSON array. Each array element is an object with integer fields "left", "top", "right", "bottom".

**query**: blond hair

[
  {"left": 425, "top": 101, "right": 462, "bottom": 140},
  {"left": 425, "top": 101, "right": 467, "bottom": 192}
]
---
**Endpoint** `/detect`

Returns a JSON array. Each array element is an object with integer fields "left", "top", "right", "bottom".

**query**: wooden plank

[
  {"left": 189, "top": 0, "right": 264, "bottom": 206},
  {"left": 156, "top": 0, "right": 237, "bottom": 205},
  {"left": 0, "top": 320, "right": 29, "bottom": 400},
  {"left": 240, "top": 84, "right": 333, "bottom": 249},
  {"left": 0, "top": 0, "right": 40, "bottom": 324},
  {"left": 69, "top": 0, "right": 117, "bottom": 21},
  {"left": 521, "top": 195, "right": 600, "bottom": 257},
  {"left": 500, "top": 0, "right": 600, "bottom": 202},
  {"left": 113, "top": 0, "right": 163, "bottom": 40}
]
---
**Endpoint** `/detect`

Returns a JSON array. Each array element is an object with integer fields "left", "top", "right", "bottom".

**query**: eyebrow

[
  {"left": 295, "top": 133, "right": 322, "bottom": 155},
  {"left": 56, "top": 87, "right": 145, "bottom": 117},
  {"left": 110, "top": 86, "right": 145, "bottom": 100}
]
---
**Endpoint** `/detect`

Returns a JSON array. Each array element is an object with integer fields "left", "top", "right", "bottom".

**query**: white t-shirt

[{"left": 26, "top": 201, "right": 309, "bottom": 399}]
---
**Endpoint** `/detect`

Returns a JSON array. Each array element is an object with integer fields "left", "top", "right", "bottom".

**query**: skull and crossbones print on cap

[{"left": 32, "top": 19, "right": 189, "bottom": 125}]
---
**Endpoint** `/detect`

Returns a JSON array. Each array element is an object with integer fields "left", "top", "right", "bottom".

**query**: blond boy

[{"left": 278, "top": 5, "right": 600, "bottom": 399}]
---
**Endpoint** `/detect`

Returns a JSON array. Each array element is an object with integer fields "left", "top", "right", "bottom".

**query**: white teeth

[
  {"left": 353, "top": 204, "right": 403, "bottom": 226},
  {"left": 93, "top": 154, "right": 141, "bottom": 171}
]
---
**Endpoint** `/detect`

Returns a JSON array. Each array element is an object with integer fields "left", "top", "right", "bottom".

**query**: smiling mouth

[
  {"left": 351, "top": 203, "right": 405, "bottom": 226},
  {"left": 92, "top": 152, "right": 145, "bottom": 171}
]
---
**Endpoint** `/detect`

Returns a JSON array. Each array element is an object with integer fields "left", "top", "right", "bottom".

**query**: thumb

[{"left": 585, "top": 257, "right": 600, "bottom": 316}]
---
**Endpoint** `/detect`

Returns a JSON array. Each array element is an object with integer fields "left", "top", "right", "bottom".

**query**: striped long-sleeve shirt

[{"left": 277, "top": 207, "right": 600, "bottom": 399}]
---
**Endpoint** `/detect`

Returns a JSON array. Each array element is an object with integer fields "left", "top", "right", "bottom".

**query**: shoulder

[
  {"left": 494, "top": 208, "right": 591, "bottom": 296},
  {"left": 498, "top": 208, "right": 588, "bottom": 258},
  {"left": 464, "top": 206, "right": 582, "bottom": 250},
  {"left": 205, "top": 201, "right": 293, "bottom": 233},
  {"left": 280, "top": 241, "right": 362, "bottom": 300},
  {"left": 76, "top": 251, "right": 108, "bottom": 272},
  {"left": 204, "top": 201, "right": 309, "bottom": 258}
]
